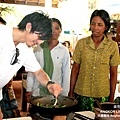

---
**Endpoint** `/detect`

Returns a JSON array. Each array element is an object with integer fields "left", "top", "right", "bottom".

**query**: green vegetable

[{"left": 36, "top": 102, "right": 66, "bottom": 108}]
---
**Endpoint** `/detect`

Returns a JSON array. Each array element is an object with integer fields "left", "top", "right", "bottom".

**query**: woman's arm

[
  {"left": 68, "top": 62, "right": 80, "bottom": 97},
  {"left": 109, "top": 66, "right": 118, "bottom": 102}
]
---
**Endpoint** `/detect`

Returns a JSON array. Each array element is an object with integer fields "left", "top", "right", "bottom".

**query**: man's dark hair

[
  {"left": 18, "top": 11, "right": 52, "bottom": 40},
  {"left": 90, "top": 9, "right": 111, "bottom": 34},
  {"left": 0, "top": 17, "right": 6, "bottom": 25}
]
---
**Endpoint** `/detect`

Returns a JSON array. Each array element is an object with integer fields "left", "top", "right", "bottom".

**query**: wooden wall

[{"left": 0, "top": 0, "right": 58, "bottom": 8}]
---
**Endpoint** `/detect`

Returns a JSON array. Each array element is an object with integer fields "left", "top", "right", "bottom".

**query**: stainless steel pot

[{"left": 29, "top": 95, "right": 78, "bottom": 116}]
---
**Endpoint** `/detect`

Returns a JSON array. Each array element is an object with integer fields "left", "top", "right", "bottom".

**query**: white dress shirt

[{"left": 26, "top": 42, "right": 71, "bottom": 96}]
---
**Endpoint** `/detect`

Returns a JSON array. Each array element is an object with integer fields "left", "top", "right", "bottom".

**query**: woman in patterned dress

[{"left": 69, "top": 9, "right": 120, "bottom": 111}]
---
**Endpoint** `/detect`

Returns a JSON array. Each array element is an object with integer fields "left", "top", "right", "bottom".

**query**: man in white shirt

[{"left": 0, "top": 11, "right": 62, "bottom": 119}]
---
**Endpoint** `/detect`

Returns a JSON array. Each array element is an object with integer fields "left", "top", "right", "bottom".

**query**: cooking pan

[
  {"left": 29, "top": 95, "right": 78, "bottom": 116},
  {"left": 94, "top": 100, "right": 120, "bottom": 120},
  {"left": 94, "top": 100, "right": 119, "bottom": 110}
]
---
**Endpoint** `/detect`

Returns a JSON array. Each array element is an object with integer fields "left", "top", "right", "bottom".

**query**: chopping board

[
  {"left": 66, "top": 111, "right": 95, "bottom": 120},
  {"left": 74, "top": 111, "right": 95, "bottom": 120}
]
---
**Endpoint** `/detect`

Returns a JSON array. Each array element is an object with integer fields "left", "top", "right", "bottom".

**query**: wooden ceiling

[{"left": 0, "top": 0, "right": 60, "bottom": 8}]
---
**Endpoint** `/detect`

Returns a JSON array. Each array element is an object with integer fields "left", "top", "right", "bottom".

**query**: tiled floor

[{"left": 12, "top": 80, "right": 29, "bottom": 117}]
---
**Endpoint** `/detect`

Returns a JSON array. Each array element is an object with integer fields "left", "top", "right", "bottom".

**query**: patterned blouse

[{"left": 72, "top": 36, "right": 120, "bottom": 98}]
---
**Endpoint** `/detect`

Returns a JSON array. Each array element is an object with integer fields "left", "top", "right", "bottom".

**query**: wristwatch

[{"left": 46, "top": 81, "right": 55, "bottom": 88}]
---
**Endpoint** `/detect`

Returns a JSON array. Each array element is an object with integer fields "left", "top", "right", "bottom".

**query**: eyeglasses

[{"left": 10, "top": 48, "right": 19, "bottom": 65}]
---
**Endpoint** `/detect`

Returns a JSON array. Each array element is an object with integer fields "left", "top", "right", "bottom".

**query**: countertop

[{"left": 3, "top": 117, "right": 32, "bottom": 120}]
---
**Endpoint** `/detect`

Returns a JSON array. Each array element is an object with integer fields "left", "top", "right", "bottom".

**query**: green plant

[
  {"left": 0, "top": 4, "right": 23, "bottom": 26},
  {"left": 0, "top": 5, "right": 15, "bottom": 16}
]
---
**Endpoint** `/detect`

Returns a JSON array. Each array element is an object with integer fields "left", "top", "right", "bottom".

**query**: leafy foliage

[{"left": 0, "top": 4, "right": 23, "bottom": 27}]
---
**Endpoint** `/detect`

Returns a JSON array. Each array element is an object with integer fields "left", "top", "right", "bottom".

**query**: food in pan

[{"left": 36, "top": 103, "right": 66, "bottom": 108}]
